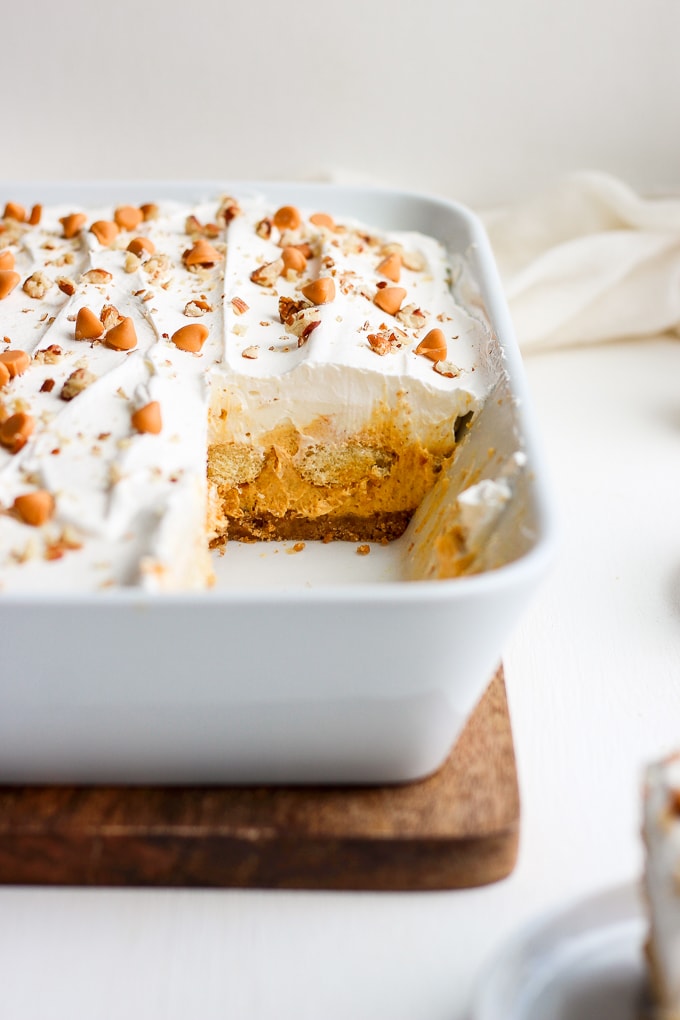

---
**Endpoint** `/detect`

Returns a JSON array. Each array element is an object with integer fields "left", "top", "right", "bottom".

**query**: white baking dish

[{"left": 0, "top": 181, "right": 557, "bottom": 784}]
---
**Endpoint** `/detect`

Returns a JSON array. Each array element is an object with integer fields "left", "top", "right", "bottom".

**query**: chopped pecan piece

[
  {"left": 61, "top": 367, "right": 96, "bottom": 401},
  {"left": 23, "top": 271, "right": 52, "bottom": 299},
  {"left": 283, "top": 306, "right": 322, "bottom": 344},
  {"left": 396, "top": 303, "right": 427, "bottom": 329},
  {"left": 82, "top": 268, "right": 113, "bottom": 285},
  {"left": 216, "top": 195, "right": 241, "bottom": 225},
  {"left": 184, "top": 299, "right": 213, "bottom": 317},
  {"left": 100, "top": 304, "right": 123, "bottom": 332},
  {"left": 433, "top": 360, "right": 461, "bottom": 379},
  {"left": 56, "top": 276, "right": 76, "bottom": 296},
  {"left": 367, "top": 331, "right": 398, "bottom": 355},
  {"left": 33, "top": 345, "right": 63, "bottom": 364},
  {"left": 298, "top": 319, "right": 321, "bottom": 346},
  {"left": 142, "top": 254, "right": 172, "bottom": 282},
  {"left": 255, "top": 217, "right": 272, "bottom": 240},
  {"left": 250, "top": 258, "right": 283, "bottom": 288},
  {"left": 278, "top": 295, "right": 309, "bottom": 324}
]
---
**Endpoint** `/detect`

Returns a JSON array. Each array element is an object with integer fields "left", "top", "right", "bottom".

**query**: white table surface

[{"left": 1, "top": 334, "right": 679, "bottom": 1019}]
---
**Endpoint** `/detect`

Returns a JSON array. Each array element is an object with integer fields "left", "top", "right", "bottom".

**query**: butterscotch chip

[
  {"left": 22, "top": 271, "right": 52, "bottom": 299},
  {"left": 75, "top": 306, "right": 105, "bottom": 341},
  {"left": 273, "top": 206, "right": 301, "bottom": 231},
  {"left": 0, "top": 270, "right": 21, "bottom": 300},
  {"left": 60, "top": 212, "right": 87, "bottom": 239},
  {"left": 416, "top": 328, "right": 447, "bottom": 362},
  {"left": 0, "top": 412, "right": 34, "bottom": 453},
  {"left": 309, "top": 212, "right": 335, "bottom": 229},
  {"left": 139, "top": 203, "right": 159, "bottom": 221},
  {"left": 171, "top": 323, "right": 208, "bottom": 353},
  {"left": 114, "top": 206, "right": 143, "bottom": 231},
  {"left": 12, "top": 490, "right": 54, "bottom": 527},
  {"left": 3, "top": 202, "right": 26, "bottom": 222},
  {"left": 131, "top": 400, "right": 162, "bottom": 434},
  {"left": 105, "top": 317, "right": 137, "bottom": 351},
  {"left": 281, "top": 246, "right": 307, "bottom": 275},
  {"left": 0, "top": 250, "right": 15, "bottom": 271},
  {"left": 90, "top": 220, "right": 120, "bottom": 246},
  {"left": 0, "top": 349, "right": 30, "bottom": 377},
  {"left": 183, "top": 239, "right": 223, "bottom": 268},
  {"left": 28, "top": 204, "right": 42, "bottom": 226},
  {"left": 127, "top": 236, "right": 155, "bottom": 258},
  {"left": 373, "top": 286, "right": 406, "bottom": 316},
  {"left": 0, "top": 362, "right": 10, "bottom": 388},
  {"left": 301, "top": 277, "right": 335, "bottom": 305},
  {"left": 61, "top": 367, "right": 96, "bottom": 400},
  {"left": 376, "top": 253, "right": 401, "bottom": 283}
]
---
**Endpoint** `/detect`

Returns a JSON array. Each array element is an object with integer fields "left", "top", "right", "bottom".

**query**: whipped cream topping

[
  {"left": 643, "top": 752, "right": 680, "bottom": 1009},
  {"left": 0, "top": 199, "right": 223, "bottom": 591},
  {"left": 0, "top": 194, "right": 498, "bottom": 592}
]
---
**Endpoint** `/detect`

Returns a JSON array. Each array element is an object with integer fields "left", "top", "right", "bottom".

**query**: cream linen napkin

[{"left": 482, "top": 171, "right": 680, "bottom": 351}]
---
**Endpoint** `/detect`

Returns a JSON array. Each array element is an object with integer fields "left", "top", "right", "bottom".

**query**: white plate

[{"left": 472, "top": 884, "right": 650, "bottom": 1020}]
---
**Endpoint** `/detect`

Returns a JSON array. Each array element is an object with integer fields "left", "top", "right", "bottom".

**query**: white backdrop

[{"left": 3, "top": 0, "right": 679, "bottom": 205}]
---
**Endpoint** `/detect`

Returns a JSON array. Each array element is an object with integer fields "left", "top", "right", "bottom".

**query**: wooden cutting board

[{"left": 0, "top": 666, "right": 518, "bottom": 891}]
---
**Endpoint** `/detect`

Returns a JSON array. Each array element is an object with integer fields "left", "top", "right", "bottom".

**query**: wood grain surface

[{"left": 0, "top": 666, "right": 518, "bottom": 891}]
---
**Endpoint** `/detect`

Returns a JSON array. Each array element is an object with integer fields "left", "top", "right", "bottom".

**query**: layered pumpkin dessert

[{"left": 0, "top": 192, "right": 496, "bottom": 591}]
